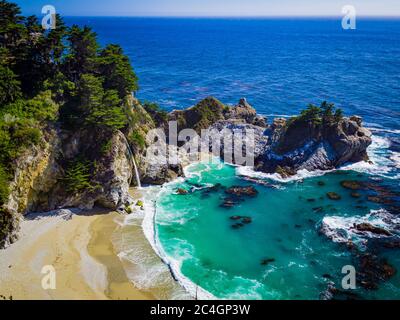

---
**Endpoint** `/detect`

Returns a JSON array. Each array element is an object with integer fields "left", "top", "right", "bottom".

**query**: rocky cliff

[
  {"left": 193, "top": 98, "right": 372, "bottom": 177},
  {"left": 255, "top": 114, "right": 372, "bottom": 176},
  {"left": 0, "top": 96, "right": 373, "bottom": 248}
]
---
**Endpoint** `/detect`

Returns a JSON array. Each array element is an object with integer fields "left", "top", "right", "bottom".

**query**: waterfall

[
  {"left": 132, "top": 156, "right": 142, "bottom": 189},
  {"left": 122, "top": 133, "right": 141, "bottom": 188}
]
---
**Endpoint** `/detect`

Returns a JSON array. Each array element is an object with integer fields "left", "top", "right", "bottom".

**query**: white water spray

[
  {"left": 122, "top": 133, "right": 141, "bottom": 188},
  {"left": 132, "top": 156, "right": 142, "bottom": 189}
]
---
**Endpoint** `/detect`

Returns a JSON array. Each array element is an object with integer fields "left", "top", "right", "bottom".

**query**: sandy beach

[{"left": 0, "top": 209, "right": 153, "bottom": 300}]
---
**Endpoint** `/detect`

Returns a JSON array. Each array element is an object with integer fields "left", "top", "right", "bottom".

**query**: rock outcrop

[
  {"left": 188, "top": 98, "right": 371, "bottom": 176},
  {"left": 0, "top": 96, "right": 373, "bottom": 248},
  {"left": 5, "top": 127, "right": 135, "bottom": 214},
  {"left": 255, "top": 115, "right": 372, "bottom": 175},
  {"left": 193, "top": 98, "right": 371, "bottom": 176}
]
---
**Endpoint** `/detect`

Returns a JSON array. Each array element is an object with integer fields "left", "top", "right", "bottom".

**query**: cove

[{"left": 154, "top": 160, "right": 400, "bottom": 300}]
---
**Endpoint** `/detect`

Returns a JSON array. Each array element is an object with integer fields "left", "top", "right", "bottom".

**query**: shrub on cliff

[
  {"left": 0, "top": 65, "right": 21, "bottom": 105},
  {"left": 143, "top": 101, "right": 168, "bottom": 126},
  {"left": 63, "top": 160, "right": 94, "bottom": 194},
  {"left": 130, "top": 131, "right": 146, "bottom": 149},
  {"left": 286, "top": 101, "right": 344, "bottom": 129},
  {"left": 0, "top": 164, "right": 9, "bottom": 205}
]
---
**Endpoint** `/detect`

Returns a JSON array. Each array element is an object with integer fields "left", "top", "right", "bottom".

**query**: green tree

[
  {"left": 86, "top": 89, "right": 127, "bottom": 130},
  {"left": 0, "top": 65, "right": 21, "bottom": 105},
  {"left": 78, "top": 73, "right": 104, "bottom": 116},
  {"left": 334, "top": 108, "right": 344, "bottom": 122},
  {"left": 78, "top": 74, "right": 127, "bottom": 130},
  {"left": 63, "top": 160, "right": 93, "bottom": 194},
  {"left": 0, "top": 0, "right": 25, "bottom": 49},
  {"left": 43, "top": 71, "right": 76, "bottom": 102},
  {"left": 98, "top": 44, "right": 138, "bottom": 98},
  {"left": 299, "top": 104, "right": 322, "bottom": 125},
  {"left": 64, "top": 25, "right": 99, "bottom": 82}
]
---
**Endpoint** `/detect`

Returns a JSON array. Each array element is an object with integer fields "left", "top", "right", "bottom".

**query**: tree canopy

[{"left": 0, "top": 0, "right": 139, "bottom": 205}]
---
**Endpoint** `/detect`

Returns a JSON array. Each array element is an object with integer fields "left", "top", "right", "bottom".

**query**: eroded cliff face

[
  {"left": 0, "top": 96, "right": 373, "bottom": 248},
  {"left": 255, "top": 115, "right": 372, "bottom": 175},
  {"left": 48, "top": 128, "right": 134, "bottom": 210},
  {"left": 1, "top": 127, "right": 60, "bottom": 247},
  {"left": 5, "top": 127, "right": 61, "bottom": 215},
  {"left": 0, "top": 126, "right": 135, "bottom": 247},
  {"left": 189, "top": 98, "right": 372, "bottom": 177}
]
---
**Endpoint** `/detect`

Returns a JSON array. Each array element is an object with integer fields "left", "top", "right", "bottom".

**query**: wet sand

[{"left": 0, "top": 210, "right": 153, "bottom": 300}]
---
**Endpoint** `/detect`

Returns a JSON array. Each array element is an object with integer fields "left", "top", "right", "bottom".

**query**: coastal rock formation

[
  {"left": 225, "top": 186, "right": 258, "bottom": 197},
  {"left": 0, "top": 95, "right": 373, "bottom": 248},
  {"left": 5, "top": 128, "right": 134, "bottom": 213},
  {"left": 0, "top": 127, "right": 136, "bottom": 247},
  {"left": 168, "top": 97, "right": 267, "bottom": 135},
  {"left": 191, "top": 98, "right": 372, "bottom": 176},
  {"left": 255, "top": 115, "right": 372, "bottom": 175}
]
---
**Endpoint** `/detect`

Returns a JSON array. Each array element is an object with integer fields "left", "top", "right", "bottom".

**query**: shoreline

[
  {"left": 142, "top": 132, "right": 399, "bottom": 300},
  {"left": 0, "top": 133, "right": 396, "bottom": 300},
  {"left": 0, "top": 210, "right": 153, "bottom": 300}
]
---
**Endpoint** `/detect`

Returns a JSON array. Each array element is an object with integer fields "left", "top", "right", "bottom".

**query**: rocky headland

[{"left": 1, "top": 95, "right": 373, "bottom": 248}]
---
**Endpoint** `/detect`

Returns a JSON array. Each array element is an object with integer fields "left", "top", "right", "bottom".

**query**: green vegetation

[
  {"left": 142, "top": 101, "right": 168, "bottom": 126},
  {"left": 172, "top": 97, "right": 226, "bottom": 133},
  {"left": 101, "top": 138, "right": 113, "bottom": 155},
  {"left": 63, "top": 160, "right": 94, "bottom": 194},
  {"left": 286, "top": 101, "right": 344, "bottom": 128},
  {"left": 0, "top": 164, "right": 10, "bottom": 204},
  {"left": 0, "top": 0, "right": 138, "bottom": 208},
  {"left": 130, "top": 131, "right": 146, "bottom": 149}
]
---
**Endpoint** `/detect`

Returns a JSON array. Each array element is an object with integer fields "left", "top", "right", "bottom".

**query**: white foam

[
  {"left": 368, "top": 127, "right": 400, "bottom": 135},
  {"left": 341, "top": 135, "right": 396, "bottom": 178},
  {"left": 236, "top": 165, "right": 331, "bottom": 183},
  {"left": 321, "top": 209, "right": 400, "bottom": 248},
  {"left": 139, "top": 184, "right": 216, "bottom": 300},
  {"left": 390, "top": 152, "right": 400, "bottom": 169}
]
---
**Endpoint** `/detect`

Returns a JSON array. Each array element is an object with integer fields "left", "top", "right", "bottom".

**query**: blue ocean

[{"left": 66, "top": 17, "right": 400, "bottom": 299}]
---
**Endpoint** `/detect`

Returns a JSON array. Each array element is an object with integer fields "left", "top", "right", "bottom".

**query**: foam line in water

[
  {"left": 368, "top": 127, "right": 400, "bottom": 135},
  {"left": 140, "top": 184, "right": 216, "bottom": 300},
  {"left": 238, "top": 134, "right": 399, "bottom": 182}
]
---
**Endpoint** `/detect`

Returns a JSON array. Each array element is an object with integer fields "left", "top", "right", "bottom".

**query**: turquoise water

[
  {"left": 155, "top": 157, "right": 400, "bottom": 300},
  {"left": 63, "top": 17, "right": 400, "bottom": 299}
]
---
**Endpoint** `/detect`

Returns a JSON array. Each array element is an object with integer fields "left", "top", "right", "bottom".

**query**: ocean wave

[
  {"left": 390, "top": 152, "right": 400, "bottom": 169},
  {"left": 236, "top": 166, "right": 331, "bottom": 183},
  {"left": 320, "top": 209, "right": 400, "bottom": 249},
  {"left": 140, "top": 185, "right": 216, "bottom": 300},
  {"left": 341, "top": 135, "right": 396, "bottom": 178},
  {"left": 368, "top": 127, "right": 400, "bottom": 135},
  {"left": 238, "top": 134, "right": 398, "bottom": 182}
]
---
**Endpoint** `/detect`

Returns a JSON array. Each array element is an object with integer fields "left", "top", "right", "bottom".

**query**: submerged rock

[
  {"left": 367, "top": 196, "right": 393, "bottom": 205},
  {"left": 353, "top": 223, "right": 392, "bottom": 237},
  {"left": 225, "top": 186, "right": 258, "bottom": 197},
  {"left": 312, "top": 207, "right": 324, "bottom": 213},
  {"left": 220, "top": 198, "right": 237, "bottom": 208},
  {"left": 340, "top": 180, "right": 365, "bottom": 190},
  {"left": 327, "top": 192, "right": 341, "bottom": 200},
  {"left": 231, "top": 223, "right": 244, "bottom": 229},
  {"left": 358, "top": 255, "right": 397, "bottom": 290},
  {"left": 242, "top": 217, "right": 252, "bottom": 224},
  {"left": 176, "top": 188, "right": 189, "bottom": 195},
  {"left": 260, "top": 258, "right": 276, "bottom": 266}
]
